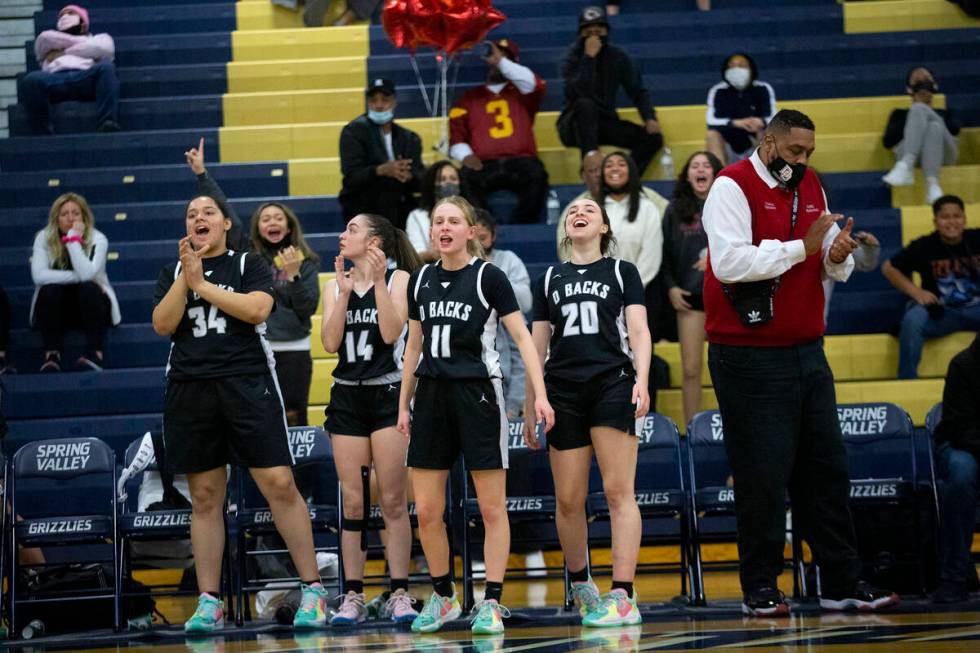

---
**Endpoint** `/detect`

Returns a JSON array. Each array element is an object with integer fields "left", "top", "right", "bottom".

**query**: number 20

[{"left": 561, "top": 301, "right": 599, "bottom": 336}]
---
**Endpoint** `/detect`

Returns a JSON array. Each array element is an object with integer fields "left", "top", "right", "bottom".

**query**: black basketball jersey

[
  {"left": 154, "top": 250, "right": 276, "bottom": 380},
  {"left": 408, "top": 258, "right": 520, "bottom": 380},
  {"left": 333, "top": 268, "right": 406, "bottom": 382},
  {"left": 531, "top": 257, "right": 645, "bottom": 383}
]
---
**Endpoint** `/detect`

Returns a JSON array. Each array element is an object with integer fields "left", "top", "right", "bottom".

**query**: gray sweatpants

[{"left": 894, "top": 102, "right": 959, "bottom": 179}]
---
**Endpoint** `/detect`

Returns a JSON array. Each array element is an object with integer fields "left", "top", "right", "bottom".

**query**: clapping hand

[
  {"left": 334, "top": 255, "right": 354, "bottom": 295},
  {"left": 180, "top": 237, "right": 210, "bottom": 291}
]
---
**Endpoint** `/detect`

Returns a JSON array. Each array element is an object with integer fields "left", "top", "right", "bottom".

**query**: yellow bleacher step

[
  {"left": 223, "top": 88, "right": 366, "bottom": 127},
  {"left": 844, "top": 0, "right": 980, "bottom": 33},
  {"left": 901, "top": 203, "right": 980, "bottom": 245},
  {"left": 310, "top": 358, "right": 339, "bottom": 405},
  {"left": 892, "top": 165, "right": 980, "bottom": 207},
  {"left": 226, "top": 58, "right": 367, "bottom": 94},
  {"left": 231, "top": 26, "right": 368, "bottom": 62}
]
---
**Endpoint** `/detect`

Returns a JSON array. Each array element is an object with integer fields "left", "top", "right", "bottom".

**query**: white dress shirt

[{"left": 703, "top": 149, "right": 854, "bottom": 284}]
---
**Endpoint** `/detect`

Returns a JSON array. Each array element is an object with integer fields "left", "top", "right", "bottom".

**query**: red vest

[{"left": 703, "top": 159, "right": 827, "bottom": 347}]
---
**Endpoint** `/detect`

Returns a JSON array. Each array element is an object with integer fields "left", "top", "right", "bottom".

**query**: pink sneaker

[
  {"left": 383, "top": 588, "right": 419, "bottom": 623},
  {"left": 330, "top": 591, "right": 366, "bottom": 626}
]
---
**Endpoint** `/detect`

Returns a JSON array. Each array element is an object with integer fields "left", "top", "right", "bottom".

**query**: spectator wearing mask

[
  {"left": 31, "top": 192, "right": 120, "bottom": 372},
  {"left": 405, "top": 160, "right": 473, "bottom": 257},
  {"left": 473, "top": 209, "right": 532, "bottom": 418},
  {"left": 19, "top": 4, "right": 120, "bottom": 134},
  {"left": 339, "top": 78, "right": 424, "bottom": 229},
  {"left": 881, "top": 66, "right": 960, "bottom": 205},
  {"left": 450, "top": 39, "right": 549, "bottom": 224},
  {"left": 662, "top": 151, "right": 722, "bottom": 425},
  {"left": 931, "top": 332, "right": 980, "bottom": 603},
  {"left": 882, "top": 195, "right": 980, "bottom": 379},
  {"left": 705, "top": 53, "right": 777, "bottom": 165},
  {"left": 556, "top": 150, "right": 668, "bottom": 260},
  {"left": 556, "top": 6, "right": 663, "bottom": 177}
]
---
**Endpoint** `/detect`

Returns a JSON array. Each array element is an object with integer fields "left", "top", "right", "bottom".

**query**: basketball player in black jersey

[
  {"left": 321, "top": 214, "right": 421, "bottom": 625},
  {"left": 527, "top": 197, "right": 652, "bottom": 627},
  {"left": 397, "top": 196, "right": 555, "bottom": 635},
  {"left": 152, "top": 195, "right": 326, "bottom": 632}
]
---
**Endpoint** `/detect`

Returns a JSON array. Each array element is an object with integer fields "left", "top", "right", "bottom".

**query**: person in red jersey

[{"left": 449, "top": 39, "right": 549, "bottom": 224}]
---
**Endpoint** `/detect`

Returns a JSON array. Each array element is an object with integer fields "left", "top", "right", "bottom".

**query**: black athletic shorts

[
  {"left": 545, "top": 365, "right": 638, "bottom": 451},
  {"left": 407, "top": 377, "right": 508, "bottom": 471},
  {"left": 324, "top": 382, "right": 400, "bottom": 437},
  {"left": 162, "top": 374, "right": 293, "bottom": 474}
]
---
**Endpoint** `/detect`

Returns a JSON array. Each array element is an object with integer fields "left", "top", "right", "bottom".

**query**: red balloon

[{"left": 383, "top": 0, "right": 506, "bottom": 54}]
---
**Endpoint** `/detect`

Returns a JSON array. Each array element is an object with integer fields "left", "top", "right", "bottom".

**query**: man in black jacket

[
  {"left": 339, "top": 78, "right": 424, "bottom": 229},
  {"left": 932, "top": 331, "right": 980, "bottom": 603},
  {"left": 556, "top": 6, "right": 663, "bottom": 176}
]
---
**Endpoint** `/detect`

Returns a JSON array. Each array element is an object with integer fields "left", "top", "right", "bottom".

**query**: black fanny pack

[{"left": 722, "top": 278, "right": 780, "bottom": 327}]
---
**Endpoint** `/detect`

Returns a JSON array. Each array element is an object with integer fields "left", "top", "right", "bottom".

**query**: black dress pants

[
  {"left": 461, "top": 156, "right": 549, "bottom": 224},
  {"left": 557, "top": 97, "right": 663, "bottom": 176}
]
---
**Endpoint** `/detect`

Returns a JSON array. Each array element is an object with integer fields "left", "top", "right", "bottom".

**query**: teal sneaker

[
  {"left": 293, "top": 583, "right": 328, "bottom": 629},
  {"left": 184, "top": 593, "right": 224, "bottom": 634},
  {"left": 570, "top": 578, "right": 602, "bottom": 618},
  {"left": 582, "top": 589, "right": 642, "bottom": 628},
  {"left": 469, "top": 599, "right": 509, "bottom": 635},
  {"left": 411, "top": 590, "right": 462, "bottom": 633}
]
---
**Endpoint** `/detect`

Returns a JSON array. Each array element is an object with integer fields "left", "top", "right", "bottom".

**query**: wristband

[{"left": 61, "top": 234, "right": 82, "bottom": 244}]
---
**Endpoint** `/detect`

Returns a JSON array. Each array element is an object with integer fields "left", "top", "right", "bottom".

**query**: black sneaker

[
  {"left": 932, "top": 580, "right": 969, "bottom": 604},
  {"left": 40, "top": 352, "right": 61, "bottom": 373},
  {"left": 819, "top": 581, "right": 899, "bottom": 611},
  {"left": 76, "top": 352, "right": 104, "bottom": 372},
  {"left": 742, "top": 587, "right": 790, "bottom": 617},
  {"left": 97, "top": 119, "right": 121, "bottom": 133}
]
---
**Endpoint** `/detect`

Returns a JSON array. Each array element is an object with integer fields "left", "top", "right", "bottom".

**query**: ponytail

[{"left": 360, "top": 213, "right": 423, "bottom": 272}]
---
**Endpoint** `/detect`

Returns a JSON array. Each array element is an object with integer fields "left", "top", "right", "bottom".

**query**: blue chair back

[
  {"left": 925, "top": 402, "right": 943, "bottom": 435},
  {"left": 836, "top": 403, "right": 915, "bottom": 488},
  {"left": 12, "top": 437, "right": 115, "bottom": 519},
  {"left": 686, "top": 410, "right": 734, "bottom": 509}
]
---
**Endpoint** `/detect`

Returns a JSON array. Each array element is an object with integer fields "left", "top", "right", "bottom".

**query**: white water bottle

[
  {"left": 660, "top": 147, "right": 675, "bottom": 179},
  {"left": 546, "top": 189, "right": 561, "bottom": 225}
]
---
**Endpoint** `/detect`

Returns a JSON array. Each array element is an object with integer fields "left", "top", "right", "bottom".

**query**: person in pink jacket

[{"left": 18, "top": 4, "right": 120, "bottom": 135}]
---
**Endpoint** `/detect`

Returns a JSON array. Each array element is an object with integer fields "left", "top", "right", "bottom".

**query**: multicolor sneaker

[
  {"left": 293, "top": 583, "right": 328, "bottom": 629},
  {"left": 383, "top": 588, "right": 420, "bottom": 623},
  {"left": 742, "top": 587, "right": 790, "bottom": 617},
  {"left": 570, "top": 578, "right": 602, "bottom": 618},
  {"left": 411, "top": 590, "right": 462, "bottom": 633},
  {"left": 819, "top": 581, "right": 899, "bottom": 612},
  {"left": 582, "top": 589, "right": 642, "bottom": 628},
  {"left": 184, "top": 593, "right": 224, "bottom": 634},
  {"left": 330, "top": 590, "right": 367, "bottom": 626},
  {"left": 469, "top": 599, "right": 509, "bottom": 635}
]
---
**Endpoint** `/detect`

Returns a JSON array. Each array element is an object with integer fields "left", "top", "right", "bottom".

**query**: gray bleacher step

[{"left": 0, "top": 3, "right": 40, "bottom": 20}]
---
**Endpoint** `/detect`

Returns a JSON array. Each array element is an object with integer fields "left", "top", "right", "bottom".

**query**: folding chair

[
  {"left": 837, "top": 402, "right": 936, "bottom": 596},
  {"left": 586, "top": 413, "right": 697, "bottom": 603},
  {"left": 9, "top": 437, "right": 119, "bottom": 634},
  {"left": 115, "top": 433, "right": 234, "bottom": 628},
  {"left": 234, "top": 426, "right": 341, "bottom": 625},
  {"left": 687, "top": 410, "right": 806, "bottom": 605},
  {"left": 459, "top": 418, "right": 558, "bottom": 612},
  {"left": 0, "top": 450, "right": 7, "bottom": 629}
]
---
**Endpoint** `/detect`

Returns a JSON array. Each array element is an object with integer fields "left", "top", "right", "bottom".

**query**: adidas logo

[{"left": 748, "top": 310, "right": 762, "bottom": 323}]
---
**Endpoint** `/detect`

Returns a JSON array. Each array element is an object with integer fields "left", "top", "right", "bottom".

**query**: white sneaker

[
  {"left": 882, "top": 160, "right": 914, "bottom": 187},
  {"left": 925, "top": 179, "right": 944, "bottom": 204},
  {"left": 525, "top": 551, "right": 546, "bottom": 577}
]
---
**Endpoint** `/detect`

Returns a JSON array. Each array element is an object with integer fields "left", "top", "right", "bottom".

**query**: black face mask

[
  {"left": 61, "top": 24, "right": 85, "bottom": 35},
  {"left": 909, "top": 80, "right": 939, "bottom": 94},
  {"left": 766, "top": 145, "right": 806, "bottom": 189}
]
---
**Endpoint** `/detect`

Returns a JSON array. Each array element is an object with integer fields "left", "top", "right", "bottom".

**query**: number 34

[{"left": 188, "top": 305, "right": 227, "bottom": 338}]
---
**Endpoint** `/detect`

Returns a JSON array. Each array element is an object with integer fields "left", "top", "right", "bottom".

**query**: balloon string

[{"left": 410, "top": 54, "right": 434, "bottom": 116}]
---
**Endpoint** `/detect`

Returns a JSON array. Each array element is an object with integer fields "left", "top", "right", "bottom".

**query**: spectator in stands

[
  {"left": 339, "top": 78, "right": 424, "bottom": 230},
  {"left": 881, "top": 66, "right": 960, "bottom": 205},
  {"left": 405, "top": 160, "right": 473, "bottom": 257},
  {"left": 882, "top": 195, "right": 980, "bottom": 379},
  {"left": 450, "top": 39, "right": 549, "bottom": 224},
  {"left": 556, "top": 6, "right": 663, "bottom": 177},
  {"left": 30, "top": 192, "right": 120, "bottom": 372},
  {"left": 596, "top": 152, "right": 664, "bottom": 290},
  {"left": 293, "top": 0, "right": 381, "bottom": 27},
  {"left": 474, "top": 209, "right": 531, "bottom": 418},
  {"left": 250, "top": 205, "right": 321, "bottom": 426},
  {"left": 932, "top": 331, "right": 980, "bottom": 603},
  {"left": 556, "top": 150, "right": 668, "bottom": 260},
  {"left": 662, "top": 151, "right": 722, "bottom": 425},
  {"left": 185, "top": 138, "right": 251, "bottom": 252},
  {"left": 703, "top": 109, "right": 898, "bottom": 616},
  {"left": 0, "top": 286, "right": 13, "bottom": 374},
  {"left": 705, "top": 53, "right": 777, "bottom": 165},
  {"left": 19, "top": 4, "right": 120, "bottom": 135}
]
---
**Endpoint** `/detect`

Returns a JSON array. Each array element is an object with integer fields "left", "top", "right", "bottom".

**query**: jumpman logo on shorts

[
  {"left": 479, "top": 393, "right": 489, "bottom": 404},
  {"left": 386, "top": 384, "right": 397, "bottom": 392},
  {"left": 619, "top": 369, "right": 629, "bottom": 377},
  {"left": 264, "top": 387, "right": 271, "bottom": 395}
]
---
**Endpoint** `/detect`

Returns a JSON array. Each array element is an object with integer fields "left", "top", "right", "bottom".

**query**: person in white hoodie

[
  {"left": 30, "top": 192, "right": 120, "bottom": 372},
  {"left": 18, "top": 4, "right": 119, "bottom": 135}
]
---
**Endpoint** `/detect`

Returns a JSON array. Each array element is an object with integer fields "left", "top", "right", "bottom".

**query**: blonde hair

[
  {"left": 45, "top": 192, "right": 94, "bottom": 270},
  {"left": 431, "top": 196, "right": 485, "bottom": 259}
]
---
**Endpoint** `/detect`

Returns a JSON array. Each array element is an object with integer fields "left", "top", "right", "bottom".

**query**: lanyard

[{"left": 788, "top": 189, "right": 799, "bottom": 239}]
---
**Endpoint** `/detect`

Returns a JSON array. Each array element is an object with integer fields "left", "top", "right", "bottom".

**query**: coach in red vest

[{"left": 702, "top": 109, "right": 899, "bottom": 616}]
